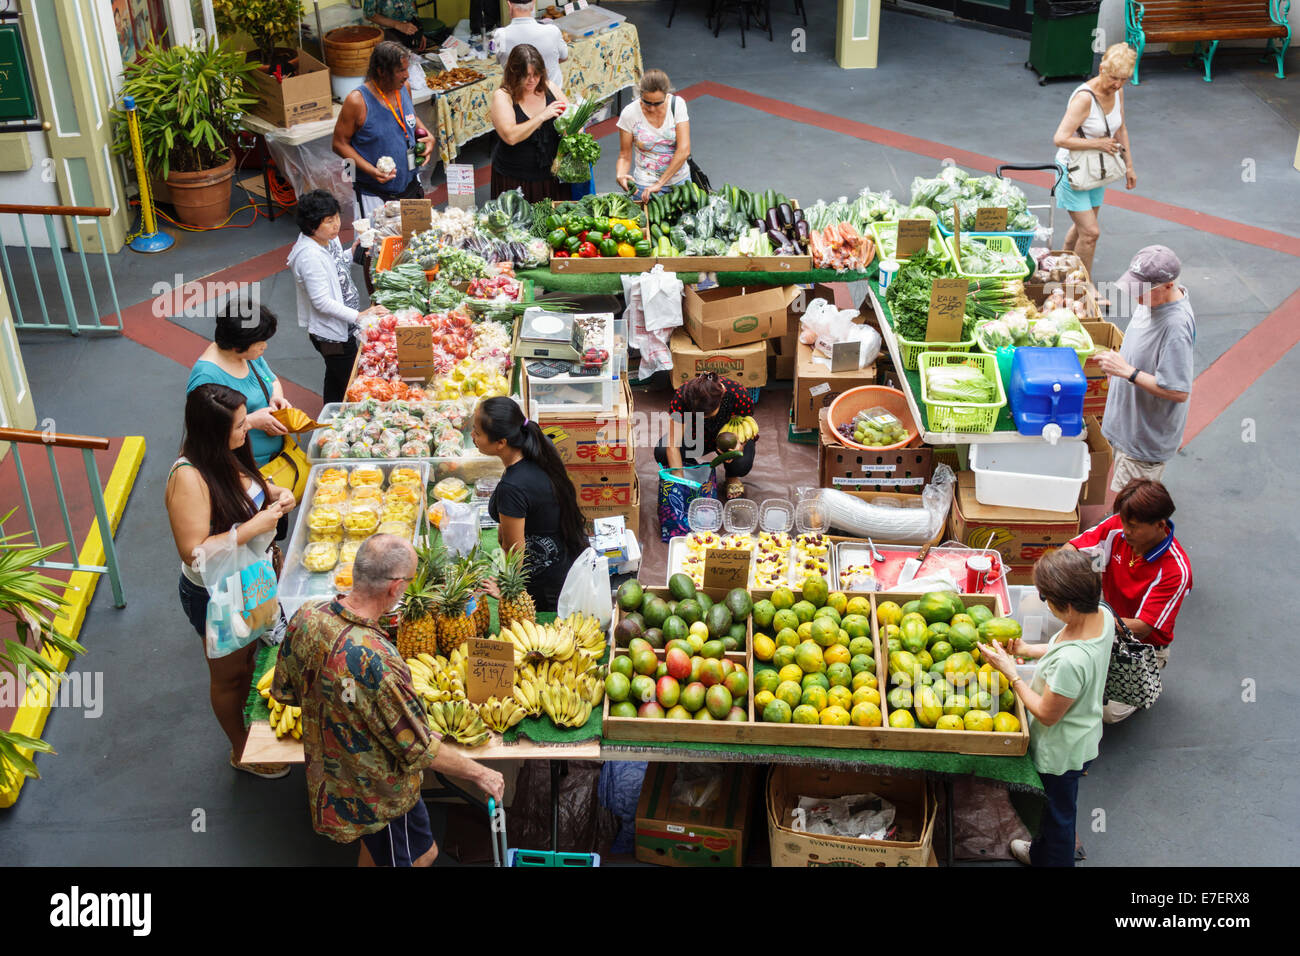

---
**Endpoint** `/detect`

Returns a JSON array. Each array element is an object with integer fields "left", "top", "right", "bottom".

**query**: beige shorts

[
  {"left": 1103, "top": 643, "right": 1171, "bottom": 724},
  {"left": 1110, "top": 449, "right": 1167, "bottom": 493}
]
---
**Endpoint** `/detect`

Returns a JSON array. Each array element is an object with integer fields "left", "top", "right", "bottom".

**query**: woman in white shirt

[
  {"left": 287, "top": 190, "right": 388, "bottom": 405},
  {"left": 615, "top": 70, "right": 690, "bottom": 196}
]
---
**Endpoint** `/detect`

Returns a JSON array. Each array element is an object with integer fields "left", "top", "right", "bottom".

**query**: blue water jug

[{"left": 1009, "top": 347, "right": 1086, "bottom": 437}]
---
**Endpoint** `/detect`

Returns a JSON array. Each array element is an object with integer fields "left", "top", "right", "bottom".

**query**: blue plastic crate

[
  {"left": 938, "top": 220, "right": 1035, "bottom": 256},
  {"left": 507, "top": 849, "right": 601, "bottom": 867}
]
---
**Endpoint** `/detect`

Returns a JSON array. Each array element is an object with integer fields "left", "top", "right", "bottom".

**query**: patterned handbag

[
  {"left": 1103, "top": 608, "right": 1163, "bottom": 709},
  {"left": 657, "top": 465, "right": 717, "bottom": 542}
]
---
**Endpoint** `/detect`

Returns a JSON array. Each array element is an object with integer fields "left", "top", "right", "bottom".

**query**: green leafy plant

[
  {"left": 551, "top": 98, "right": 604, "bottom": 183},
  {"left": 0, "top": 513, "right": 81, "bottom": 788},
  {"left": 211, "top": 0, "right": 306, "bottom": 67},
  {"left": 111, "top": 38, "right": 257, "bottom": 179}
]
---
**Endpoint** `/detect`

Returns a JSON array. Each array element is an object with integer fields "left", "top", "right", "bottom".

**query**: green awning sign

[{"left": 0, "top": 24, "right": 37, "bottom": 122}]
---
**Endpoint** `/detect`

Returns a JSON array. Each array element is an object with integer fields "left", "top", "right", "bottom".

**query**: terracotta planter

[{"left": 164, "top": 156, "right": 236, "bottom": 228}]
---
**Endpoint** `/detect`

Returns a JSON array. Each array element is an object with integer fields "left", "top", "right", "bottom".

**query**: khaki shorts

[
  {"left": 1103, "top": 643, "right": 1171, "bottom": 724},
  {"left": 1110, "top": 449, "right": 1167, "bottom": 493}
]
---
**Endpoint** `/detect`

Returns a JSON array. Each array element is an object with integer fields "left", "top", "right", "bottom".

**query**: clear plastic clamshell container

[
  {"left": 722, "top": 498, "right": 757, "bottom": 534},
  {"left": 758, "top": 498, "right": 794, "bottom": 533},
  {"left": 795, "top": 497, "right": 829, "bottom": 534},
  {"left": 687, "top": 497, "right": 723, "bottom": 533}
]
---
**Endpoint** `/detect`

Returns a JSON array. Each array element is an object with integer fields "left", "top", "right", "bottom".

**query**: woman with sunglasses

[{"left": 615, "top": 69, "right": 690, "bottom": 197}]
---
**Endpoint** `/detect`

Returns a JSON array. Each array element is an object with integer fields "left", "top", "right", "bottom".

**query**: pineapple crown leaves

[
  {"left": 431, "top": 563, "right": 477, "bottom": 617},
  {"left": 492, "top": 546, "right": 531, "bottom": 597}
]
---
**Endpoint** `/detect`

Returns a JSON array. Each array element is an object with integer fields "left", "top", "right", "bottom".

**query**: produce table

[
  {"left": 431, "top": 22, "right": 644, "bottom": 165},
  {"left": 518, "top": 267, "right": 876, "bottom": 296}
]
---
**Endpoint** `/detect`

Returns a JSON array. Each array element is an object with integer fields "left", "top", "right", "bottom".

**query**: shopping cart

[{"left": 488, "top": 797, "right": 602, "bottom": 868}]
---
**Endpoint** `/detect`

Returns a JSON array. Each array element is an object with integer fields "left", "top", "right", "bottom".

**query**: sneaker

[
  {"left": 230, "top": 754, "right": 291, "bottom": 779},
  {"left": 1009, "top": 838, "right": 1032, "bottom": 866}
]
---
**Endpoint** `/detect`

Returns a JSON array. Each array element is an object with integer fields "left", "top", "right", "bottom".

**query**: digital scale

[{"left": 514, "top": 308, "right": 584, "bottom": 362}]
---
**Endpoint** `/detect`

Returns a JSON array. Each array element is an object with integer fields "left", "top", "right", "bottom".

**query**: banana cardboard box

[{"left": 948, "top": 471, "right": 1080, "bottom": 585}]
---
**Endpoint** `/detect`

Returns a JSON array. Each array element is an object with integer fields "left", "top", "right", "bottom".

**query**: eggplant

[
  {"left": 778, "top": 203, "right": 795, "bottom": 230},
  {"left": 792, "top": 207, "right": 805, "bottom": 225},
  {"left": 795, "top": 220, "right": 811, "bottom": 243},
  {"left": 753, "top": 218, "right": 765, "bottom": 233},
  {"left": 765, "top": 208, "right": 783, "bottom": 234},
  {"left": 767, "top": 228, "right": 793, "bottom": 254}
]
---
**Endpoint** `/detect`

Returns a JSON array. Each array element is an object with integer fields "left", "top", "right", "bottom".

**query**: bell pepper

[
  {"left": 609, "top": 223, "right": 628, "bottom": 242},
  {"left": 616, "top": 242, "right": 635, "bottom": 257},
  {"left": 624, "top": 227, "right": 643, "bottom": 244},
  {"left": 599, "top": 237, "right": 619, "bottom": 258},
  {"left": 578, "top": 241, "right": 599, "bottom": 258},
  {"left": 564, "top": 235, "right": 582, "bottom": 253},
  {"left": 591, "top": 217, "right": 610, "bottom": 235},
  {"left": 633, "top": 239, "right": 652, "bottom": 257},
  {"left": 578, "top": 231, "right": 589, "bottom": 243},
  {"left": 563, "top": 216, "right": 582, "bottom": 235},
  {"left": 546, "top": 228, "right": 567, "bottom": 250},
  {"left": 554, "top": 250, "right": 570, "bottom": 257},
  {"left": 542, "top": 215, "right": 563, "bottom": 233}
]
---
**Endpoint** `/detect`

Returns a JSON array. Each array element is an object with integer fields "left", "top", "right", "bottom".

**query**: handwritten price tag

[
  {"left": 975, "top": 207, "right": 1008, "bottom": 231},
  {"left": 465, "top": 637, "right": 515, "bottom": 704},
  {"left": 439, "top": 50, "right": 458, "bottom": 71},
  {"left": 896, "top": 219, "right": 930, "bottom": 257},
  {"left": 400, "top": 198, "right": 432, "bottom": 238},
  {"left": 704, "top": 550, "right": 750, "bottom": 590},
  {"left": 925, "top": 278, "right": 968, "bottom": 342}
]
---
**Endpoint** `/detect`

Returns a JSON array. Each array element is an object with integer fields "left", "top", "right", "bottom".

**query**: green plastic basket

[
  {"left": 870, "top": 221, "right": 953, "bottom": 264},
  {"left": 918, "top": 351, "right": 1007, "bottom": 434},
  {"left": 897, "top": 334, "right": 975, "bottom": 371},
  {"left": 951, "top": 235, "right": 1032, "bottom": 280},
  {"left": 975, "top": 324, "right": 1096, "bottom": 365}
]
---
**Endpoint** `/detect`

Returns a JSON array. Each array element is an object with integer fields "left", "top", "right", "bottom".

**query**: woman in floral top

[
  {"left": 615, "top": 69, "right": 691, "bottom": 196},
  {"left": 654, "top": 372, "right": 758, "bottom": 499}
]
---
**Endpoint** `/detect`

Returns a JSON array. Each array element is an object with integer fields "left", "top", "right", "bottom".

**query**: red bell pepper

[
  {"left": 554, "top": 250, "right": 570, "bottom": 257},
  {"left": 578, "top": 241, "right": 599, "bottom": 258}
]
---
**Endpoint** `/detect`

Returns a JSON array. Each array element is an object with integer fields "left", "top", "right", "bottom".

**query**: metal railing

[
  {"left": 0, "top": 204, "right": 124, "bottom": 334},
  {"left": 0, "top": 426, "right": 125, "bottom": 607}
]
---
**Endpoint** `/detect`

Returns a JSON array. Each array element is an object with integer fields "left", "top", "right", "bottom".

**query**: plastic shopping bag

[
  {"left": 557, "top": 547, "right": 613, "bottom": 630},
  {"left": 657, "top": 465, "right": 717, "bottom": 542},
  {"left": 197, "top": 528, "right": 279, "bottom": 659},
  {"left": 621, "top": 272, "right": 675, "bottom": 375}
]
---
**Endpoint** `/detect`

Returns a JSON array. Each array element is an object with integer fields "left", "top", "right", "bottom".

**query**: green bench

[{"left": 1125, "top": 0, "right": 1291, "bottom": 83}]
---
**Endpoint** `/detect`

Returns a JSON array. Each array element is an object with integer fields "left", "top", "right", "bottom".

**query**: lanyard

[{"left": 373, "top": 84, "right": 411, "bottom": 144}]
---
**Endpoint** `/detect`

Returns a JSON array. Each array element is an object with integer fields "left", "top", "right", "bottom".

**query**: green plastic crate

[
  {"left": 951, "top": 235, "right": 1032, "bottom": 280},
  {"left": 918, "top": 351, "right": 1007, "bottom": 434},
  {"left": 897, "top": 334, "right": 975, "bottom": 372},
  {"left": 870, "top": 220, "right": 953, "bottom": 264}
]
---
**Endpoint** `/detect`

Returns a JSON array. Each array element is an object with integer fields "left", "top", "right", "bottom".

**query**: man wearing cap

[{"left": 1097, "top": 245, "right": 1194, "bottom": 491}]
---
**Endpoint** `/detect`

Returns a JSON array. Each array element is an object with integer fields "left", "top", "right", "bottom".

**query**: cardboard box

[
  {"left": 246, "top": 49, "right": 333, "bottom": 128},
  {"left": 1080, "top": 415, "right": 1112, "bottom": 507},
  {"left": 684, "top": 285, "right": 797, "bottom": 350},
  {"left": 793, "top": 342, "right": 877, "bottom": 430},
  {"left": 767, "top": 330, "right": 796, "bottom": 380},
  {"left": 948, "top": 471, "right": 1080, "bottom": 583},
  {"left": 635, "top": 763, "right": 754, "bottom": 867},
  {"left": 818, "top": 410, "right": 932, "bottom": 493},
  {"left": 669, "top": 329, "right": 767, "bottom": 389},
  {"left": 577, "top": 470, "right": 639, "bottom": 541},
  {"left": 767, "top": 767, "right": 936, "bottom": 867},
  {"left": 539, "top": 380, "right": 633, "bottom": 466},
  {"left": 1081, "top": 321, "right": 1123, "bottom": 418}
]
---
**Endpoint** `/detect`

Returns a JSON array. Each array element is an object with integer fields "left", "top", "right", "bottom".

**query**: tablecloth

[{"left": 432, "top": 22, "right": 644, "bottom": 164}]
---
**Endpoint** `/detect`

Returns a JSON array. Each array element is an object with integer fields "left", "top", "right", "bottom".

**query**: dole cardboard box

[
  {"left": 684, "top": 284, "right": 798, "bottom": 350},
  {"left": 767, "top": 766, "right": 936, "bottom": 867},
  {"left": 793, "top": 341, "right": 876, "bottom": 430},
  {"left": 949, "top": 471, "right": 1080, "bottom": 583},
  {"left": 575, "top": 468, "right": 639, "bottom": 541},
  {"left": 1080, "top": 415, "right": 1113, "bottom": 507},
  {"left": 669, "top": 329, "right": 767, "bottom": 389},
  {"left": 635, "top": 763, "right": 754, "bottom": 867},
  {"left": 539, "top": 379, "right": 633, "bottom": 466},
  {"left": 1081, "top": 321, "right": 1124, "bottom": 417},
  {"left": 246, "top": 49, "right": 333, "bottom": 128}
]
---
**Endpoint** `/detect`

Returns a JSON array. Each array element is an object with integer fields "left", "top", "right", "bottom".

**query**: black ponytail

[{"left": 478, "top": 397, "right": 587, "bottom": 560}]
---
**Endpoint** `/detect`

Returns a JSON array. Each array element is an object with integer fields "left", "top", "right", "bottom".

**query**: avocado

[
  {"left": 614, "top": 618, "right": 643, "bottom": 647},
  {"left": 696, "top": 592, "right": 714, "bottom": 615},
  {"left": 724, "top": 587, "right": 753, "bottom": 621},
  {"left": 676, "top": 599, "right": 702, "bottom": 625},
  {"left": 643, "top": 597, "right": 670, "bottom": 629},
  {"left": 643, "top": 627, "right": 665, "bottom": 649},
  {"left": 705, "top": 603, "right": 734, "bottom": 640},
  {"left": 668, "top": 574, "right": 696, "bottom": 602},
  {"left": 617, "top": 579, "right": 644, "bottom": 612}
]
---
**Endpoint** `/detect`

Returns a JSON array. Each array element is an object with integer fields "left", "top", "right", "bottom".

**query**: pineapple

[
  {"left": 459, "top": 547, "right": 494, "bottom": 639},
  {"left": 396, "top": 538, "right": 448, "bottom": 661},
  {"left": 433, "top": 563, "right": 479, "bottom": 655},
  {"left": 494, "top": 547, "right": 535, "bottom": 630}
]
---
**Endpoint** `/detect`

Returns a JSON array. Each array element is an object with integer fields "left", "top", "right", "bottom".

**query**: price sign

[
  {"left": 400, "top": 198, "right": 432, "bottom": 238},
  {"left": 830, "top": 340, "right": 862, "bottom": 373},
  {"left": 975, "top": 207, "right": 1008, "bottom": 231},
  {"left": 896, "top": 219, "right": 930, "bottom": 257},
  {"left": 925, "top": 278, "right": 968, "bottom": 342},
  {"left": 396, "top": 325, "right": 434, "bottom": 378},
  {"left": 704, "top": 550, "right": 750, "bottom": 590},
  {"left": 445, "top": 163, "right": 475, "bottom": 210},
  {"left": 465, "top": 637, "right": 515, "bottom": 704},
  {"left": 439, "top": 50, "right": 458, "bottom": 71}
]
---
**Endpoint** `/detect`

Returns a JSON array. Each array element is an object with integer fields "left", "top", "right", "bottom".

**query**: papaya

[
  {"left": 914, "top": 685, "right": 943, "bottom": 727},
  {"left": 900, "top": 618, "right": 928, "bottom": 655},
  {"left": 888, "top": 650, "right": 919, "bottom": 686},
  {"left": 875, "top": 601, "right": 903, "bottom": 628},
  {"left": 978, "top": 618, "right": 1023, "bottom": 643},
  {"left": 947, "top": 621, "right": 980, "bottom": 653},
  {"left": 918, "top": 591, "right": 959, "bottom": 625},
  {"left": 901, "top": 600, "right": 921, "bottom": 618},
  {"left": 925, "top": 621, "right": 950, "bottom": 647},
  {"left": 966, "top": 604, "right": 994, "bottom": 626}
]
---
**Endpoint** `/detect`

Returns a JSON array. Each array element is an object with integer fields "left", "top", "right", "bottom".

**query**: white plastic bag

[
  {"left": 437, "top": 501, "right": 479, "bottom": 556},
  {"left": 556, "top": 547, "right": 612, "bottom": 629},
  {"left": 639, "top": 265, "right": 684, "bottom": 332},
  {"left": 621, "top": 272, "right": 674, "bottom": 376},
  {"left": 196, "top": 527, "right": 278, "bottom": 659},
  {"left": 798, "top": 297, "right": 881, "bottom": 367}
]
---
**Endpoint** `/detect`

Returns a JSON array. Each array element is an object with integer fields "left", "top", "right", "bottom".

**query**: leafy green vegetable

[
  {"left": 926, "top": 364, "right": 996, "bottom": 403},
  {"left": 884, "top": 250, "right": 955, "bottom": 341}
]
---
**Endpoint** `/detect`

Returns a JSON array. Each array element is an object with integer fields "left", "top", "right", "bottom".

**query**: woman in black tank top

[{"left": 488, "top": 44, "right": 571, "bottom": 201}]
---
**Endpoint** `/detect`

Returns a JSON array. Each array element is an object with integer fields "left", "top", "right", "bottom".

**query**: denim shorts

[
  {"left": 1056, "top": 163, "right": 1106, "bottom": 212},
  {"left": 178, "top": 574, "right": 209, "bottom": 638}
]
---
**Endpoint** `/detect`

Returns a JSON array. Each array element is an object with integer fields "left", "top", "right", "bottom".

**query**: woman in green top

[{"left": 980, "top": 548, "right": 1111, "bottom": 867}]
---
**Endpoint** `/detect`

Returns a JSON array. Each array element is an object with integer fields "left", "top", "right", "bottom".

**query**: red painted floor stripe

[{"left": 1180, "top": 285, "right": 1300, "bottom": 448}]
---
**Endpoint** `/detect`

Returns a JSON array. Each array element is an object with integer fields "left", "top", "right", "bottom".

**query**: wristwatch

[{"left": 1128, "top": 369, "right": 1140, "bottom": 383}]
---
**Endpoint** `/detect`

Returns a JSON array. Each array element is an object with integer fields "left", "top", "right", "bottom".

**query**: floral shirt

[
  {"left": 273, "top": 600, "right": 440, "bottom": 843},
  {"left": 617, "top": 97, "right": 690, "bottom": 189},
  {"left": 364, "top": 0, "right": 419, "bottom": 21}
]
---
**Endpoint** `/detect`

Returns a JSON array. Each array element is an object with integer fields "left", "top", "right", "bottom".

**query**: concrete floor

[{"left": 2, "top": 2, "right": 1298, "bottom": 865}]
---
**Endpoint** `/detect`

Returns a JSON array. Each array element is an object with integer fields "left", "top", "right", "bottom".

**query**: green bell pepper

[
  {"left": 625, "top": 227, "right": 643, "bottom": 244},
  {"left": 633, "top": 239, "right": 652, "bottom": 258},
  {"left": 609, "top": 223, "right": 628, "bottom": 242},
  {"left": 542, "top": 214, "right": 563, "bottom": 233},
  {"left": 591, "top": 217, "right": 610, "bottom": 235},
  {"left": 547, "top": 228, "right": 568, "bottom": 250},
  {"left": 563, "top": 216, "right": 582, "bottom": 235},
  {"left": 564, "top": 235, "right": 582, "bottom": 253},
  {"left": 598, "top": 237, "right": 619, "bottom": 258}
]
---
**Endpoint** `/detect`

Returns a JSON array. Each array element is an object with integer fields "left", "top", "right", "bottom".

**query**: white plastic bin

[
  {"left": 1006, "top": 585, "right": 1067, "bottom": 685},
  {"left": 969, "top": 441, "right": 1088, "bottom": 513}
]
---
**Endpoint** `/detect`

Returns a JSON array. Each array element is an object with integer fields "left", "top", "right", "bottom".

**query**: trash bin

[{"left": 1026, "top": 0, "right": 1102, "bottom": 85}]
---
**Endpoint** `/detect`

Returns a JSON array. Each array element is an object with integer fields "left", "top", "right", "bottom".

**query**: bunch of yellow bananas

[
  {"left": 426, "top": 700, "right": 491, "bottom": 748},
  {"left": 504, "top": 618, "right": 576, "bottom": 666},
  {"left": 722, "top": 415, "right": 759, "bottom": 442},
  {"left": 541, "top": 683, "right": 593, "bottom": 728},
  {"left": 557, "top": 612, "right": 608, "bottom": 657},
  {"left": 407, "top": 654, "right": 467, "bottom": 704},
  {"left": 477, "top": 696, "right": 527, "bottom": 733},
  {"left": 512, "top": 678, "right": 545, "bottom": 717}
]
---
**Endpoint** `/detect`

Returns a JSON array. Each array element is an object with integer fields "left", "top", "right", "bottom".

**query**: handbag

[
  {"left": 657, "top": 464, "right": 717, "bottom": 542},
  {"left": 253, "top": 366, "right": 310, "bottom": 501},
  {"left": 1064, "top": 88, "right": 1126, "bottom": 191},
  {"left": 1103, "top": 608, "right": 1163, "bottom": 709},
  {"left": 670, "top": 96, "right": 711, "bottom": 191}
]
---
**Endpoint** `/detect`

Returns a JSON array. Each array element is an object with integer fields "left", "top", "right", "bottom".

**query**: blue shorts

[
  {"left": 361, "top": 798, "right": 434, "bottom": 867},
  {"left": 1056, "top": 164, "right": 1105, "bottom": 212}
]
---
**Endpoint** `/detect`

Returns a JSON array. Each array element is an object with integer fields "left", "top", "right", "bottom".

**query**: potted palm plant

[
  {"left": 111, "top": 37, "right": 257, "bottom": 228},
  {"left": 211, "top": 0, "right": 306, "bottom": 74},
  {"left": 0, "top": 515, "right": 79, "bottom": 792}
]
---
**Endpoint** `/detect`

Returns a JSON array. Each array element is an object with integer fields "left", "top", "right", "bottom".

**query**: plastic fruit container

[
  {"left": 688, "top": 497, "right": 723, "bottom": 533},
  {"left": 759, "top": 498, "right": 794, "bottom": 533},
  {"left": 827, "top": 385, "right": 920, "bottom": 451}
]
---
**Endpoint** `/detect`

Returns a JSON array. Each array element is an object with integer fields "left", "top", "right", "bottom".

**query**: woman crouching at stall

[
  {"left": 471, "top": 396, "right": 586, "bottom": 612},
  {"left": 654, "top": 372, "right": 758, "bottom": 500}
]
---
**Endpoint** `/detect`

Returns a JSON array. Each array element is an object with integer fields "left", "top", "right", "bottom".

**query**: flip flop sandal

[{"left": 725, "top": 479, "right": 745, "bottom": 500}]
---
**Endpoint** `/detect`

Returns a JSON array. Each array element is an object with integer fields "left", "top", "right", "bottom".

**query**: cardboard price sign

[
  {"left": 896, "top": 219, "right": 931, "bottom": 257},
  {"left": 975, "top": 207, "right": 1008, "bottom": 231},
  {"left": 465, "top": 637, "right": 515, "bottom": 704},
  {"left": 704, "top": 549, "right": 750, "bottom": 590},
  {"left": 400, "top": 199, "right": 432, "bottom": 239},
  {"left": 445, "top": 163, "right": 475, "bottom": 210},
  {"left": 925, "top": 278, "right": 969, "bottom": 342},
  {"left": 396, "top": 325, "right": 434, "bottom": 378}
]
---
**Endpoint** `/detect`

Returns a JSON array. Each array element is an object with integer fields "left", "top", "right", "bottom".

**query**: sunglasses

[{"left": 641, "top": 97, "right": 665, "bottom": 107}]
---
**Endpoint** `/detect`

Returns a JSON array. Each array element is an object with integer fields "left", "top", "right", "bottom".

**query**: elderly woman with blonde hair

[{"left": 1051, "top": 43, "right": 1139, "bottom": 274}]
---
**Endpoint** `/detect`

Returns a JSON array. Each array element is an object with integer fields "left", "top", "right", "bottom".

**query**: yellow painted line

[{"left": 0, "top": 436, "right": 145, "bottom": 807}]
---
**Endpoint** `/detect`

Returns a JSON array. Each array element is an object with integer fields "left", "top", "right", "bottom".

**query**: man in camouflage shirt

[{"left": 274, "top": 534, "right": 503, "bottom": 866}]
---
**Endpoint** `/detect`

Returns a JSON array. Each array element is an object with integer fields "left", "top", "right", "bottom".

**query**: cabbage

[
  {"left": 1058, "top": 329, "right": 1091, "bottom": 351},
  {"left": 907, "top": 206, "right": 937, "bottom": 222},
  {"left": 1045, "top": 308, "right": 1083, "bottom": 333},
  {"left": 977, "top": 320, "right": 1014, "bottom": 350},
  {"left": 1028, "top": 321, "right": 1059, "bottom": 347},
  {"left": 926, "top": 364, "right": 996, "bottom": 403},
  {"left": 1002, "top": 309, "right": 1030, "bottom": 341}
]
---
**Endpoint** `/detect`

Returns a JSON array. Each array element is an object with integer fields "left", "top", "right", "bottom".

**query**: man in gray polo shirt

[
  {"left": 1097, "top": 245, "right": 1195, "bottom": 491},
  {"left": 496, "top": 2, "right": 569, "bottom": 84}
]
